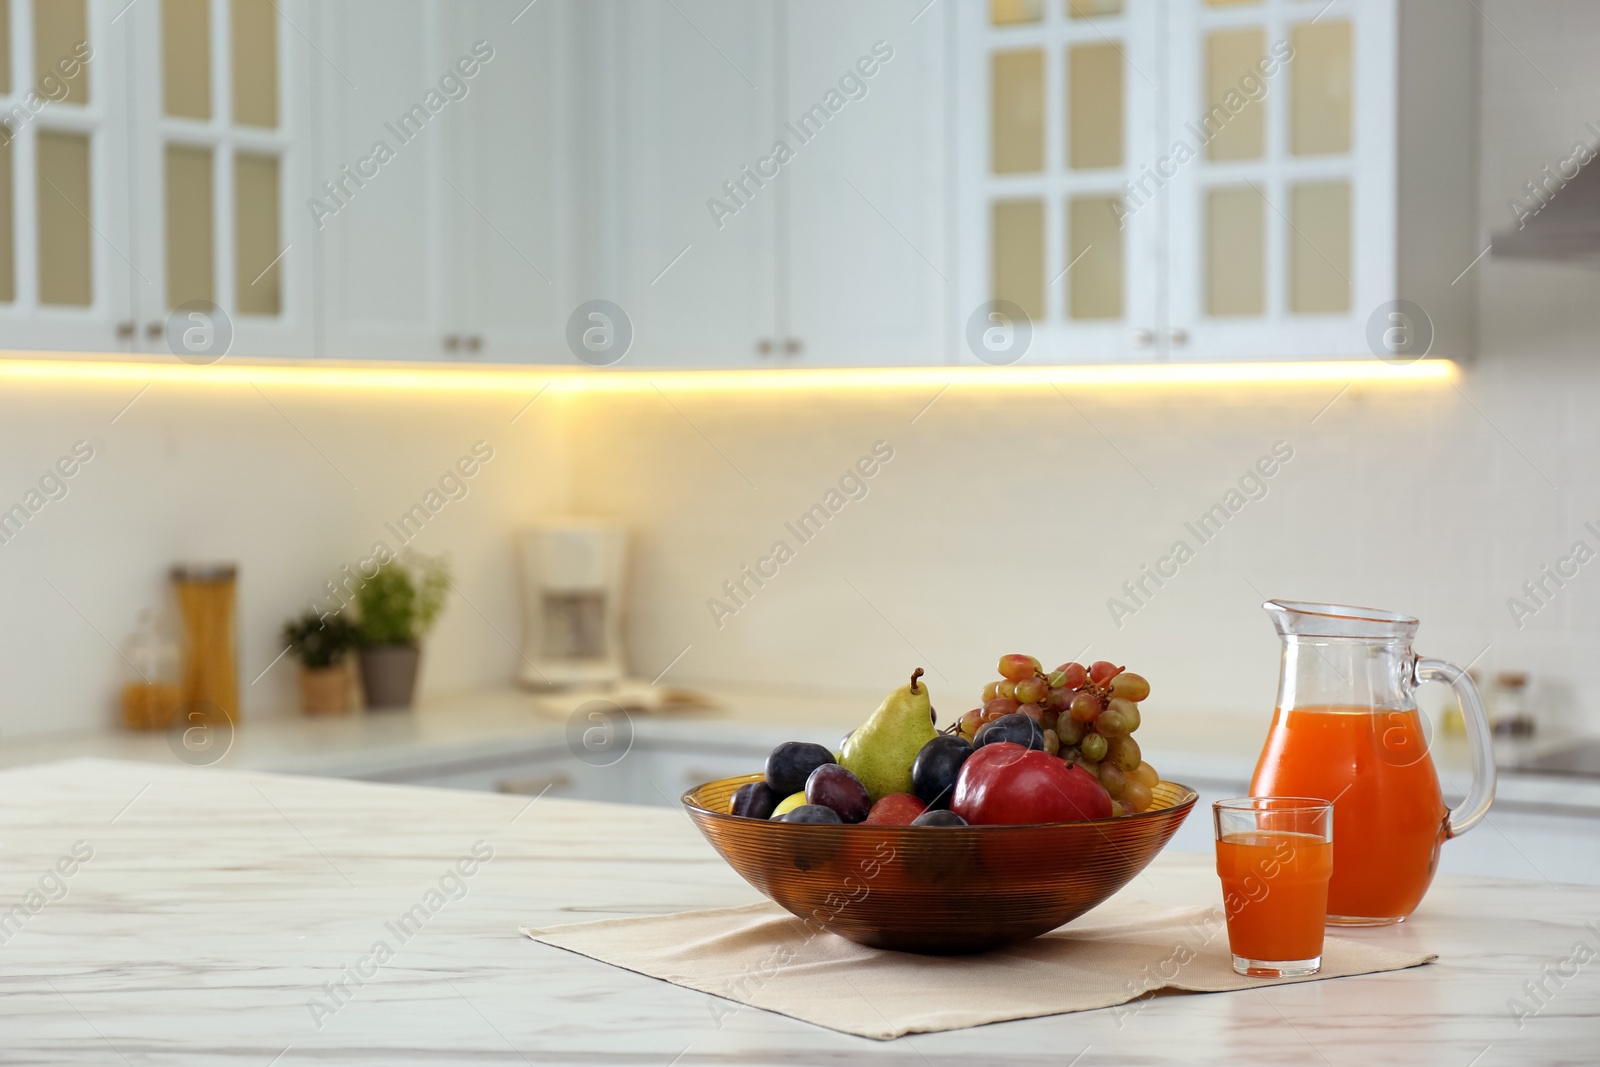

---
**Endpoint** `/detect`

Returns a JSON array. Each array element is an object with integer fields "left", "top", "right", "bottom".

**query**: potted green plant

[
  {"left": 281, "top": 610, "right": 360, "bottom": 715},
  {"left": 353, "top": 553, "right": 449, "bottom": 709}
]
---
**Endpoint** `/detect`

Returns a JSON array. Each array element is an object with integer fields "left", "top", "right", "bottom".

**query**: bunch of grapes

[{"left": 954, "top": 654, "right": 1161, "bottom": 814}]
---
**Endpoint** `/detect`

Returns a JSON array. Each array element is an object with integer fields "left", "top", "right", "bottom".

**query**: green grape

[
  {"left": 1105, "top": 697, "right": 1140, "bottom": 733},
  {"left": 1045, "top": 686, "right": 1073, "bottom": 710},
  {"left": 1110, "top": 799, "right": 1127, "bottom": 817},
  {"left": 1047, "top": 670, "right": 1068, "bottom": 688},
  {"left": 1080, "top": 732, "right": 1109, "bottom": 761},
  {"left": 1014, "top": 676, "right": 1049, "bottom": 704},
  {"left": 982, "top": 681, "right": 1001, "bottom": 703},
  {"left": 1122, "top": 780, "right": 1154, "bottom": 812},
  {"left": 1109, "top": 671, "right": 1150, "bottom": 702},
  {"left": 1077, "top": 758, "right": 1102, "bottom": 780},
  {"left": 1131, "top": 761, "right": 1159, "bottom": 788},
  {"left": 1056, "top": 718, "right": 1085, "bottom": 746},
  {"left": 997, "top": 679, "right": 1017, "bottom": 700},
  {"left": 1042, "top": 729, "right": 1060, "bottom": 756},
  {"left": 1108, "top": 735, "right": 1141, "bottom": 773},
  {"left": 1095, "top": 709, "right": 1130, "bottom": 738},
  {"left": 1099, "top": 761, "right": 1127, "bottom": 799}
]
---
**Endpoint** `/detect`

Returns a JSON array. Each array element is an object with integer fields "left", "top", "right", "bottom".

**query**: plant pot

[
  {"left": 298, "top": 662, "right": 352, "bottom": 715},
  {"left": 358, "top": 644, "right": 421, "bottom": 710}
]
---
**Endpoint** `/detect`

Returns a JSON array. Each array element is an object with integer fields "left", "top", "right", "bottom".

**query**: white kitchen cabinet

[
  {"left": 123, "top": 0, "right": 314, "bottom": 359},
  {"left": 313, "top": 0, "right": 574, "bottom": 363},
  {"left": 780, "top": 1, "right": 951, "bottom": 366},
  {"left": 440, "top": 0, "right": 573, "bottom": 362},
  {"left": 352, "top": 736, "right": 775, "bottom": 809},
  {"left": 312, "top": 0, "right": 449, "bottom": 361},
  {"left": 588, "top": 0, "right": 778, "bottom": 367},
  {"left": 586, "top": 0, "right": 953, "bottom": 368},
  {"left": 0, "top": 0, "right": 314, "bottom": 358},
  {"left": 956, "top": 0, "right": 1165, "bottom": 365},
  {"left": 0, "top": 0, "right": 134, "bottom": 353},
  {"left": 960, "top": 0, "right": 1477, "bottom": 364}
]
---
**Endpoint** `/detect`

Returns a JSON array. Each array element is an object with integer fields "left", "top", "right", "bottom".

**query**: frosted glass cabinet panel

[
  {"left": 959, "top": 0, "right": 1161, "bottom": 363},
  {"left": 126, "top": 0, "right": 309, "bottom": 357},
  {"left": 961, "top": 0, "right": 1476, "bottom": 364},
  {"left": 0, "top": 0, "right": 131, "bottom": 351}
]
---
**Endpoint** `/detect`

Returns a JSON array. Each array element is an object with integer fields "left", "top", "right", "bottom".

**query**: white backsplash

[{"left": 0, "top": 385, "right": 567, "bottom": 739}]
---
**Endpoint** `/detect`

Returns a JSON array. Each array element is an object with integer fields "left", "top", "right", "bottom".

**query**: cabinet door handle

[
  {"left": 444, "top": 334, "right": 461, "bottom": 352},
  {"left": 464, "top": 334, "right": 483, "bottom": 353},
  {"left": 115, "top": 321, "right": 135, "bottom": 340},
  {"left": 1168, "top": 328, "right": 1189, "bottom": 346},
  {"left": 1132, "top": 328, "right": 1155, "bottom": 346},
  {"left": 755, "top": 338, "right": 773, "bottom": 356},
  {"left": 145, "top": 321, "right": 164, "bottom": 340},
  {"left": 782, "top": 338, "right": 802, "bottom": 357},
  {"left": 495, "top": 772, "right": 572, "bottom": 796},
  {"left": 682, "top": 768, "right": 723, "bottom": 784}
]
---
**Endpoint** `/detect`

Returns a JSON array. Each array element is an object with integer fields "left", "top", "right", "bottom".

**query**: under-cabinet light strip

[{"left": 0, "top": 355, "right": 1457, "bottom": 392}]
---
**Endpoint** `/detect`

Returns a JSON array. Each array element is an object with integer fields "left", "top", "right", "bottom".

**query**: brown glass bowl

[{"left": 684, "top": 774, "right": 1197, "bottom": 954}]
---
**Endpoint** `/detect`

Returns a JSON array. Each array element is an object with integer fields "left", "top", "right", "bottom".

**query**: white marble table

[{"left": 2, "top": 758, "right": 1595, "bottom": 1066}]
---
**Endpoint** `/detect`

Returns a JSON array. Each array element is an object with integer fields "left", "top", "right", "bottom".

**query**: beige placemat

[{"left": 524, "top": 896, "right": 1437, "bottom": 1040}]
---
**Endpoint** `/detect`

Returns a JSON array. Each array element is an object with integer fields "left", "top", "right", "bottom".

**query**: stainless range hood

[{"left": 1493, "top": 154, "right": 1600, "bottom": 266}]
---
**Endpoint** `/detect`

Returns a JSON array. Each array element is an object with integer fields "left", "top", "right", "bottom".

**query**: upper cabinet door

[
  {"left": 313, "top": 0, "right": 449, "bottom": 361},
  {"left": 957, "top": 0, "right": 1166, "bottom": 366},
  {"left": 1163, "top": 0, "right": 1395, "bottom": 361},
  {"left": 782, "top": 1, "right": 950, "bottom": 366},
  {"left": 597, "top": 0, "right": 778, "bottom": 368},
  {"left": 0, "top": 0, "right": 133, "bottom": 353},
  {"left": 125, "top": 0, "right": 313, "bottom": 360},
  {"left": 439, "top": 0, "right": 572, "bottom": 363}
]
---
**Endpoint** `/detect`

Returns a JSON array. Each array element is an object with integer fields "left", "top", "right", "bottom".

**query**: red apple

[
  {"left": 952, "top": 742, "right": 1113, "bottom": 825},
  {"left": 863, "top": 793, "right": 929, "bottom": 826}
]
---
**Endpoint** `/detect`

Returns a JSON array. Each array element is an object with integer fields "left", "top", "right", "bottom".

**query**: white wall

[
  {"left": 0, "top": 380, "right": 566, "bottom": 739},
  {"left": 563, "top": 0, "right": 1600, "bottom": 733}
]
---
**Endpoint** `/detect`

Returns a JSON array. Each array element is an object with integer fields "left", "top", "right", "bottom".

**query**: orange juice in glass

[{"left": 1214, "top": 797, "right": 1333, "bottom": 978}]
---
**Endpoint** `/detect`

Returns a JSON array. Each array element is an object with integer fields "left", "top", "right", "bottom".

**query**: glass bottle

[{"left": 120, "top": 608, "right": 182, "bottom": 730}]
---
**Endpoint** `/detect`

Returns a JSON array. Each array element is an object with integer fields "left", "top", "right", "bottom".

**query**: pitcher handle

[{"left": 1416, "top": 657, "right": 1496, "bottom": 837}]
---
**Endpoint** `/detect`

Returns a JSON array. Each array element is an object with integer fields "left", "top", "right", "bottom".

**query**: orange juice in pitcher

[{"left": 1250, "top": 601, "right": 1496, "bottom": 925}]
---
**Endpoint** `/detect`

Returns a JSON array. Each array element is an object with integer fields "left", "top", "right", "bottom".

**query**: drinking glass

[{"left": 1214, "top": 797, "right": 1334, "bottom": 978}]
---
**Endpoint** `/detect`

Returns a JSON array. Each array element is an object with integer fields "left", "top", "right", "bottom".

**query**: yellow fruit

[{"left": 770, "top": 791, "right": 807, "bottom": 818}]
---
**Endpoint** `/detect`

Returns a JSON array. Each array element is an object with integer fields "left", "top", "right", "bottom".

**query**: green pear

[{"left": 841, "top": 668, "right": 938, "bottom": 801}]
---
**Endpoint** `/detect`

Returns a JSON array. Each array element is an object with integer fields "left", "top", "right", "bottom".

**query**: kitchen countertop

[
  {"left": 4, "top": 684, "right": 1598, "bottom": 815},
  {"left": 2, "top": 757, "right": 1594, "bottom": 1066}
]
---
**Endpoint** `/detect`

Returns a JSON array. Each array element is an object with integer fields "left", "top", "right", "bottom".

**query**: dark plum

[
  {"left": 776, "top": 804, "right": 842, "bottom": 824},
  {"left": 729, "top": 781, "right": 778, "bottom": 820},
  {"left": 974, "top": 712, "right": 1045, "bottom": 751},
  {"left": 910, "top": 809, "right": 968, "bottom": 827},
  {"left": 804, "top": 764, "right": 872, "bottom": 823},
  {"left": 765, "top": 741, "right": 835, "bottom": 796},
  {"left": 911, "top": 735, "right": 974, "bottom": 809}
]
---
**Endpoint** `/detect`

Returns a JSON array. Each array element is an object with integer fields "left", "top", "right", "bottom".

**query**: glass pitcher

[{"left": 1250, "top": 600, "right": 1495, "bottom": 926}]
